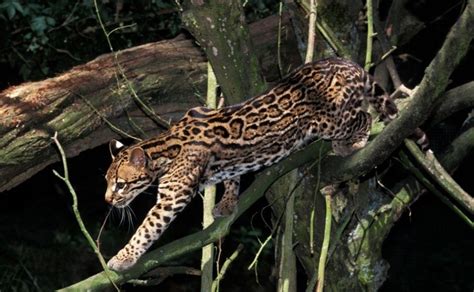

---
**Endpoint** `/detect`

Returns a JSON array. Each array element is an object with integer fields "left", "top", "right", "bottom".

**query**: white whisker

[
  {"left": 125, "top": 206, "right": 136, "bottom": 232},
  {"left": 119, "top": 208, "right": 126, "bottom": 226}
]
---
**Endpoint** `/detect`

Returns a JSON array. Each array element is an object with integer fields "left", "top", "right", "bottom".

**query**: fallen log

[{"left": 0, "top": 13, "right": 300, "bottom": 192}]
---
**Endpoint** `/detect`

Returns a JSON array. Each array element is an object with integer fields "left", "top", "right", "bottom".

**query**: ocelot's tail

[{"left": 363, "top": 73, "right": 429, "bottom": 151}]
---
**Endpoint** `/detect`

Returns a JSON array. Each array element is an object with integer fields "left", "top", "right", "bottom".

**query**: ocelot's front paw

[
  {"left": 107, "top": 254, "right": 137, "bottom": 272},
  {"left": 212, "top": 199, "right": 238, "bottom": 218},
  {"left": 331, "top": 138, "right": 368, "bottom": 157}
]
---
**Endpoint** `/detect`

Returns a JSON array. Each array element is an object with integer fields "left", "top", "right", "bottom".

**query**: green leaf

[
  {"left": 45, "top": 16, "right": 55, "bottom": 26},
  {"left": 6, "top": 4, "right": 15, "bottom": 19},
  {"left": 0, "top": 0, "right": 25, "bottom": 19},
  {"left": 31, "top": 16, "right": 47, "bottom": 34},
  {"left": 19, "top": 64, "right": 31, "bottom": 80},
  {"left": 11, "top": 1, "right": 24, "bottom": 16}
]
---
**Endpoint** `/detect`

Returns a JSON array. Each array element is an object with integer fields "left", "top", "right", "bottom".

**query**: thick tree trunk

[
  {"left": 182, "top": 0, "right": 266, "bottom": 102},
  {"left": 0, "top": 13, "right": 299, "bottom": 192}
]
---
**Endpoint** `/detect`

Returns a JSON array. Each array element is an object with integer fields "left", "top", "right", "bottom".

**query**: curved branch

[
  {"left": 61, "top": 125, "right": 474, "bottom": 290},
  {"left": 405, "top": 140, "right": 474, "bottom": 215},
  {"left": 319, "top": 1, "right": 474, "bottom": 184},
  {"left": 59, "top": 141, "right": 326, "bottom": 291},
  {"left": 439, "top": 126, "right": 474, "bottom": 173},
  {"left": 430, "top": 81, "right": 474, "bottom": 126}
]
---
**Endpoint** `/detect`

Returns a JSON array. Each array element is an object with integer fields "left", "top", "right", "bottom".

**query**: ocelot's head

[{"left": 104, "top": 140, "right": 156, "bottom": 208}]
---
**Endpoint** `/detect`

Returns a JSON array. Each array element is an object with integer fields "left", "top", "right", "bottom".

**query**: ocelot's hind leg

[
  {"left": 332, "top": 111, "right": 371, "bottom": 157},
  {"left": 212, "top": 177, "right": 240, "bottom": 218}
]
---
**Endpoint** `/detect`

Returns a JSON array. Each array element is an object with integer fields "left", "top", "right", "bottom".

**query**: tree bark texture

[
  {"left": 0, "top": 13, "right": 300, "bottom": 192},
  {"left": 289, "top": 1, "right": 474, "bottom": 290},
  {"left": 182, "top": 0, "right": 267, "bottom": 102},
  {"left": 60, "top": 118, "right": 473, "bottom": 291},
  {"left": 2, "top": 1, "right": 473, "bottom": 290}
]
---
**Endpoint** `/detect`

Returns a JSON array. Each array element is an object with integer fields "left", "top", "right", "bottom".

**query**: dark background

[{"left": 0, "top": 0, "right": 472, "bottom": 291}]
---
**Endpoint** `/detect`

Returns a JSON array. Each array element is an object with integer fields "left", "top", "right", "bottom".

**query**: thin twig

[
  {"left": 372, "top": 13, "right": 402, "bottom": 88},
  {"left": 305, "top": 0, "right": 317, "bottom": 63},
  {"left": 107, "top": 23, "right": 137, "bottom": 37},
  {"left": 51, "top": 132, "right": 120, "bottom": 291},
  {"left": 214, "top": 239, "right": 223, "bottom": 292},
  {"left": 93, "top": 0, "right": 170, "bottom": 129},
  {"left": 201, "top": 62, "right": 217, "bottom": 292},
  {"left": 277, "top": 1, "right": 284, "bottom": 78},
  {"left": 73, "top": 91, "right": 142, "bottom": 141},
  {"left": 211, "top": 244, "right": 243, "bottom": 292},
  {"left": 297, "top": 1, "right": 351, "bottom": 58},
  {"left": 365, "top": 0, "right": 374, "bottom": 71},
  {"left": 125, "top": 111, "right": 148, "bottom": 139},
  {"left": 247, "top": 234, "right": 272, "bottom": 270},
  {"left": 316, "top": 186, "right": 332, "bottom": 292},
  {"left": 96, "top": 208, "right": 113, "bottom": 251}
]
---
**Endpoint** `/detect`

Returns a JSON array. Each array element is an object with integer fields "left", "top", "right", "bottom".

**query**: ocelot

[{"left": 104, "top": 57, "right": 425, "bottom": 271}]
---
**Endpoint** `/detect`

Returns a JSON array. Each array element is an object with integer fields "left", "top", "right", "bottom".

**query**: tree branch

[
  {"left": 319, "top": 1, "right": 474, "bottom": 184},
  {"left": 405, "top": 140, "right": 474, "bottom": 215},
  {"left": 346, "top": 125, "right": 474, "bottom": 290},
  {"left": 0, "top": 35, "right": 207, "bottom": 192},
  {"left": 182, "top": 0, "right": 266, "bottom": 102},
  {"left": 439, "top": 126, "right": 474, "bottom": 171},
  {"left": 0, "top": 13, "right": 300, "bottom": 193},
  {"left": 56, "top": 3, "right": 473, "bottom": 290},
  {"left": 59, "top": 141, "right": 326, "bottom": 291},
  {"left": 399, "top": 149, "right": 473, "bottom": 228},
  {"left": 429, "top": 81, "right": 474, "bottom": 126},
  {"left": 201, "top": 62, "right": 217, "bottom": 292}
]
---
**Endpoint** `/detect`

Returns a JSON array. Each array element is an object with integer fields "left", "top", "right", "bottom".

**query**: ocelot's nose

[{"left": 105, "top": 189, "right": 114, "bottom": 204}]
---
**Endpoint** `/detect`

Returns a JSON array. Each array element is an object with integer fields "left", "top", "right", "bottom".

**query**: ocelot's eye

[{"left": 116, "top": 182, "right": 126, "bottom": 190}]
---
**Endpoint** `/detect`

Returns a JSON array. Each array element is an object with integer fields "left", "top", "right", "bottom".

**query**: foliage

[
  {"left": 0, "top": 0, "right": 277, "bottom": 86},
  {"left": 231, "top": 225, "right": 273, "bottom": 255},
  {"left": 0, "top": 0, "right": 472, "bottom": 290},
  {"left": 0, "top": 0, "right": 181, "bottom": 83},
  {"left": 243, "top": 0, "right": 279, "bottom": 22}
]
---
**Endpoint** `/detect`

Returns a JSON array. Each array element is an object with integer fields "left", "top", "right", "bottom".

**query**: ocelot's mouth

[{"left": 113, "top": 197, "right": 130, "bottom": 208}]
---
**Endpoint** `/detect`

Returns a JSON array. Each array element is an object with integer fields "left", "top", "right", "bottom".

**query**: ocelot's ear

[
  {"left": 129, "top": 147, "right": 147, "bottom": 168},
  {"left": 109, "top": 139, "right": 125, "bottom": 159}
]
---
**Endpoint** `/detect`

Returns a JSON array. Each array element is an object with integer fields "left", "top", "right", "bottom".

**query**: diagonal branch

[
  {"left": 405, "top": 140, "right": 474, "bottom": 215},
  {"left": 59, "top": 122, "right": 474, "bottom": 290},
  {"left": 59, "top": 2, "right": 473, "bottom": 290},
  {"left": 319, "top": 1, "right": 474, "bottom": 184},
  {"left": 59, "top": 141, "right": 326, "bottom": 291},
  {"left": 429, "top": 81, "right": 474, "bottom": 126}
]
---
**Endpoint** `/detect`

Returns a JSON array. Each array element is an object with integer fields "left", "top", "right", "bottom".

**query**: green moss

[{"left": 0, "top": 131, "right": 50, "bottom": 165}]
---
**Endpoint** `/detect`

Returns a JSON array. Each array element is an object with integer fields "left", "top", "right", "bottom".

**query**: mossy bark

[
  {"left": 60, "top": 141, "right": 325, "bottom": 291},
  {"left": 0, "top": 14, "right": 299, "bottom": 193},
  {"left": 291, "top": 2, "right": 474, "bottom": 290},
  {"left": 182, "top": 0, "right": 266, "bottom": 103},
  {"left": 0, "top": 35, "right": 207, "bottom": 192},
  {"left": 59, "top": 115, "right": 474, "bottom": 290},
  {"left": 17, "top": 0, "right": 473, "bottom": 290}
]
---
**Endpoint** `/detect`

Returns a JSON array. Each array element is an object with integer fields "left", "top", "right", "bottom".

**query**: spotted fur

[{"left": 104, "top": 57, "right": 402, "bottom": 271}]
